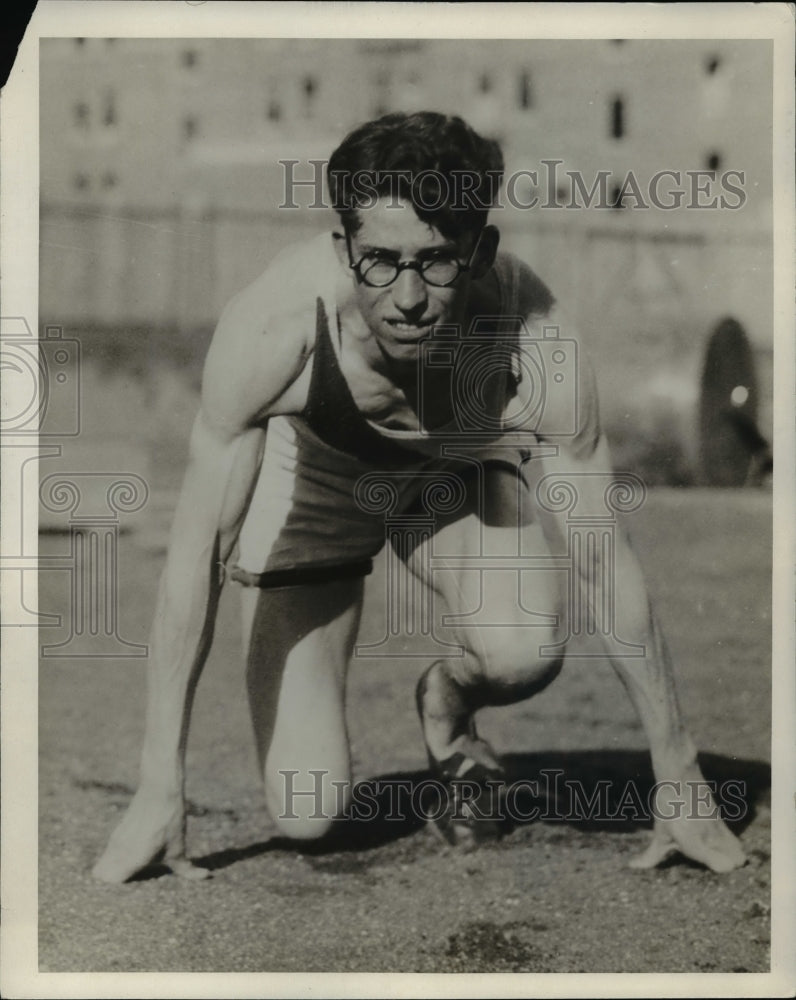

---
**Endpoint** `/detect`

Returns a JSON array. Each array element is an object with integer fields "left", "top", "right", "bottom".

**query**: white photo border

[{"left": 2, "top": 2, "right": 794, "bottom": 997}]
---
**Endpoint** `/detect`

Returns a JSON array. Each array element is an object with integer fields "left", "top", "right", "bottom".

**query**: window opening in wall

[
  {"left": 478, "top": 72, "right": 492, "bottom": 94},
  {"left": 302, "top": 75, "right": 318, "bottom": 116},
  {"left": 103, "top": 92, "right": 116, "bottom": 128},
  {"left": 373, "top": 71, "right": 390, "bottom": 117},
  {"left": 74, "top": 102, "right": 89, "bottom": 129},
  {"left": 518, "top": 70, "right": 532, "bottom": 109},
  {"left": 182, "top": 49, "right": 198, "bottom": 69},
  {"left": 705, "top": 55, "right": 722, "bottom": 75},
  {"left": 183, "top": 116, "right": 198, "bottom": 141},
  {"left": 610, "top": 97, "right": 625, "bottom": 139},
  {"left": 706, "top": 151, "right": 722, "bottom": 173}
]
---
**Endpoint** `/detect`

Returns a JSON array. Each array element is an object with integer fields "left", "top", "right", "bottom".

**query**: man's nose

[{"left": 391, "top": 267, "right": 428, "bottom": 314}]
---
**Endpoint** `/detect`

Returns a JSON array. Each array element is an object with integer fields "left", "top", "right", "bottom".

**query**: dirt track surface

[{"left": 39, "top": 488, "right": 771, "bottom": 973}]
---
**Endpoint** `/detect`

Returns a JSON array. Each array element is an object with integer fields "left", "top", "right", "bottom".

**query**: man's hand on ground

[
  {"left": 92, "top": 789, "right": 210, "bottom": 883},
  {"left": 629, "top": 771, "right": 747, "bottom": 874},
  {"left": 630, "top": 814, "right": 746, "bottom": 873}
]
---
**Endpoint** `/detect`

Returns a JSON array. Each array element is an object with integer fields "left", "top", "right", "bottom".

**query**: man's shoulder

[
  {"left": 220, "top": 232, "right": 333, "bottom": 336},
  {"left": 200, "top": 234, "right": 332, "bottom": 423}
]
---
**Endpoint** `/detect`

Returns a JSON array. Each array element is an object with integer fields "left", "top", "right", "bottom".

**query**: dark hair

[{"left": 327, "top": 111, "right": 504, "bottom": 241}]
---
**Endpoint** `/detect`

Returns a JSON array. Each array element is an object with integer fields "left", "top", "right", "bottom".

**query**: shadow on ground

[{"left": 170, "top": 750, "right": 769, "bottom": 877}]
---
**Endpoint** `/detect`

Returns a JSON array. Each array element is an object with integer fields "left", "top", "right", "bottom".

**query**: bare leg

[
  {"left": 410, "top": 453, "right": 744, "bottom": 871},
  {"left": 241, "top": 577, "right": 364, "bottom": 839},
  {"left": 409, "top": 466, "right": 564, "bottom": 842}
]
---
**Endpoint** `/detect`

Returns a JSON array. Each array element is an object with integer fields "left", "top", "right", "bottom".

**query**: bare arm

[
  {"left": 528, "top": 323, "right": 745, "bottom": 872},
  {"left": 93, "top": 285, "right": 313, "bottom": 883},
  {"left": 137, "top": 412, "right": 265, "bottom": 803}
]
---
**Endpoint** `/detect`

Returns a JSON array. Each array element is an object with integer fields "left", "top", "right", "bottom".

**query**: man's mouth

[{"left": 385, "top": 317, "right": 438, "bottom": 338}]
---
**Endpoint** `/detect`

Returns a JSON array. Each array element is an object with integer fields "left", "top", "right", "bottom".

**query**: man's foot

[
  {"left": 92, "top": 791, "right": 210, "bottom": 883},
  {"left": 424, "top": 750, "right": 507, "bottom": 849},
  {"left": 415, "top": 663, "right": 508, "bottom": 847}
]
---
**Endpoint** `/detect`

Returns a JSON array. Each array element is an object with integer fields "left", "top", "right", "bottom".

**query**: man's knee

[
  {"left": 431, "top": 627, "right": 563, "bottom": 707},
  {"left": 470, "top": 625, "right": 564, "bottom": 703},
  {"left": 265, "top": 767, "right": 350, "bottom": 840}
]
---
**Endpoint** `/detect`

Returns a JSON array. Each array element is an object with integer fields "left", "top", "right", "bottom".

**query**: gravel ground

[{"left": 38, "top": 487, "right": 772, "bottom": 975}]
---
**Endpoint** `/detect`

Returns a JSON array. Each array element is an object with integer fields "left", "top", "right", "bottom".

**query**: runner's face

[{"left": 344, "top": 199, "right": 477, "bottom": 364}]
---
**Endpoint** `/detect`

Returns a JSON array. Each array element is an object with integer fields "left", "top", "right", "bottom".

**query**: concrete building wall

[{"left": 38, "top": 38, "right": 774, "bottom": 476}]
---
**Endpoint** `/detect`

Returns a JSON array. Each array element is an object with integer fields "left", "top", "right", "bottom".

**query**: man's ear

[
  {"left": 470, "top": 224, "right": 499, "bottom": 280},
  {"left": 332, "top": 229, "right": 353, "bottom": 275}
]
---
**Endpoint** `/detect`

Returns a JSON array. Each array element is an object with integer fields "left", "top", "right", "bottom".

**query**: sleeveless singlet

[
  {"left": 299, "top": 250, "right": 530, "bottom": 464},
  {"left": 301, "top": 297, "right": 429, "bottom": 467}
]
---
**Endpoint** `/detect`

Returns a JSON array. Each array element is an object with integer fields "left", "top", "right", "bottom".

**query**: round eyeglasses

[{"left": 346, "top": 231, "right": 483, "bottom": 288}]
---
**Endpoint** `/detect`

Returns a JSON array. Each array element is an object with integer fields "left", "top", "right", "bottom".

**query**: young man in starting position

[{"left": 94, "top": 112, "right": 746, "bottom": 882}]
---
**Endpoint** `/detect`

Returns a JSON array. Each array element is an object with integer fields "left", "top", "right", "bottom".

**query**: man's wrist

[{"left": 650, "top": 737, "right": 699, "bottom": 779}]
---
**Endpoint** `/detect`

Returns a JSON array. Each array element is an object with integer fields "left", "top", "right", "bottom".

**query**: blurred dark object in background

[{"left": 699, "top": 317, "right": 772, "bottom": 487}]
